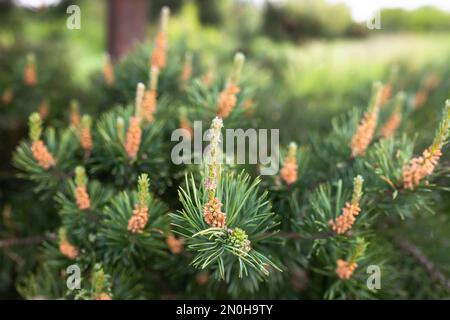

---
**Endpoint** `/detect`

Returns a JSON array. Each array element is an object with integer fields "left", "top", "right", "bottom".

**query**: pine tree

[{"left": 3, "top": 6, "right": 450, "bottom": 300}]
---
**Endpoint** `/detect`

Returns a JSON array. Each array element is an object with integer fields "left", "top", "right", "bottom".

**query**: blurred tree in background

[
  {"left": 380, "top": 7, "right": 450, "bottom": 32},
  {"left": 261, "top": 0, "right": 366, "bottom": 41},
  {"left": 107, "top": 0, "right": 149, "bottom": 61}
]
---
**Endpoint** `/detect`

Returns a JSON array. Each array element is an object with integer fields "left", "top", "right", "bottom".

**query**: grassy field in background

[{"left": 269, "top": 33, "right": 450, "bottom": 99}]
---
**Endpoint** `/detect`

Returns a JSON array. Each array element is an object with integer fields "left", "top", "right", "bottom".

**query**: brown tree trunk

[{"left": 107, "top": 0, "right": 149, "bottom": 62}]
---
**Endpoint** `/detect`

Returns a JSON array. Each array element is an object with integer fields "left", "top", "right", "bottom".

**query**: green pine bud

[
  {"left": 351, "top": 175, "right": 364, "bottom": 206},
  {"left": 231, "top": 52, "right": 245, "bottom": 84},
  {"left": 28, "top": 112, "right": 42, "bottom": 141},
  {"left": 75, "top": 166, "right": 87, "bottom": 187},
  {"left": 149, "top": 66, "right": 159, "bottom": 91},
  {"left": 81, "top": 115, "right": 91, "bottom": 129},
  {"left": 91, "top": 264, "right": 108, "bottom": 297},
  {"left": 228, "top": 228, "right": 251, "bottom": 254},
  {"left": 287, "top": 142, "right": 298, "bottom": 158},
  {"left": 70, "top": 99, "right": 79, "bottom": 113},
  {"left": 137, "top": 173, "right": 150, "bottom": 208},
  {"left": 116, "top": 116, "right": 125, "bottom": 142}
]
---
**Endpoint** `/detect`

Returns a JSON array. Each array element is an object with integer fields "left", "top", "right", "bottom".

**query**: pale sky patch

[
  {"left": 326, "top": 0, "right": 450, "bottom": 22},
  {"left": 15, "top": 0, "right": 450, "bottom": 22},
  {"left": 14, "top": 0, "right": 61, "bottom": 8}
]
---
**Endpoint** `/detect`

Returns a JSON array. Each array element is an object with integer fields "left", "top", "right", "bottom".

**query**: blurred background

[
  {"left": 2, "top": 0, "right": 449, "bottom": 129},
  {"left": 1, "top": 0, "right": 450, "bottom": 298}
]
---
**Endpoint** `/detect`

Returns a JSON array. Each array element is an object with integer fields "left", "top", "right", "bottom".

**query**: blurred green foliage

[
  {"left": 381, "top": 7, "right": 450, "bottom": 32},
  {"left": 261, "top": 0, "right": 366, "bottom": 41}
]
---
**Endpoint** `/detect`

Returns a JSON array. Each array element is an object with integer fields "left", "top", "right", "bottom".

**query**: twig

[
  {"left": 0, "top": 235, "right": 51, "bottom": 249},
  {"left": 272, "top": 231, "right": 334, "bottom": 240},
  {"left": 50, "top": 167, "right": 72, "bottom": 180},
  {"left": 394, "top": 236, "right": 450, "bottom": 290}
]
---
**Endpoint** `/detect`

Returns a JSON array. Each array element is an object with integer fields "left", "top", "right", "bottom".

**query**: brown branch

[
  {"left": 50, "top": 167, "right": 72, "bottom": 180},
  {"left": 394, "top": 236, "right": 450, "bottom": 291},
  {"left": 0, "top": 235, "right": 51, "bottom": 249},
  {"left": 274, "top": 231, "right": 334, "bottom": 240},
  {"left": 3, "top": 248, "right": 25, "bottom": 266}
]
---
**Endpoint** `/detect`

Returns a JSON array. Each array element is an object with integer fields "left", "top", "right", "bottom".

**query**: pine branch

[
  {"left": 394, "top": 236, "right": 450, "bottom": 290},
  {"left": 274, "top": 231, "right": 334, "bottom": 240},
  {"left": 3, "top": 248, "right": 25, "bottom": 265},
  {"left": 49, "top": 167, "right": 72, "bottom": 180},
  {"left": 0, "top": 234, "right": 54, "bottom": 248}
]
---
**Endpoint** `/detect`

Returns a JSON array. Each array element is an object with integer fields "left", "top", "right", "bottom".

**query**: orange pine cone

[
  {"left": 403, "top": 147, "right": 442, "bottom": 190},
  {"left": 202, "top": 71, "right": 214, "bottom": 88},
  {"left": 38, "top": 102, "right": 50, "bottom": 120},
  {"left": 127, "top": 205, "right": 149, "bottom": 233},
  {"left": 96, "top": 293, "right": 112, "bottom": 300},
  {"left": 180, "top": 118, "right": 193, "bottom": 139},
  {"left": 154, "top": 31, "right": 167, "bottom": 49},
  {"left": 75, "top": 185, "right": 91, "bottom": 210},
  {"left": 413, "top": 90, "right": 428, "bottom": 110},
  {"left": 103, "top": 60, "right": 115, "bottom": 87},
  {"left": 243, "top": 99, "right": 255, "bottom": 116},
  {"left": 166, "top": 234, "right": 184, "bottom": 254},
  {"left": 350, "top": 111, "right": 378, "bottom": 157},
  {"left": 379, "top": 85, "right": 392, "bottom": 107},
  {"left": 280, "top": 157, "right": 298, "bottom": 185},
  {"left": 380, "top": 111, "right": 401, "bottom": 138},
  {"left": 196, "top": 272, "right": 209, "bottom": 285},
  {"left": 59, "top": 240, "right": 79, "bottom": 260},
  {"left": 424, "top": 74, "right": 440, "bottom": 90},
  {"left": 24, "top": 64, "right": 37, "bottom": 86},
  {"left": 124, "top": 117, "right": 142, "bottom": 160},
  {"left": 151, "top": 47, "right": 166, "bottom": 69},
  {"left": 217, "top": 84, "right": 240, "bottom": 118},
  {"left": 421, "top": 148, "right": 442, "bottom": 176},
  {"left": 204, "top": 197, "right": 226, "bottom": 228},
  {"left": 150, "top": 32, "right": 167, "bottom": 70},
  {"left": 70, "top": 110, "right": 81, "bottom": 129},
  {"left": 31, "top": 140, "right": 56, "bottom": 169},
  {"left": 80, "top": 126, "right": 93, "bottom": 152},
  {"left": 2, "top": 89, "right": 13, "bottom": 105},
  {"left": 180, "top": 64, "right": 192, "bottom": 89},
  {"left": 329, "top": 202, "right": 361, "bottom": 234},
  {"left": 142, "top": 90, "right": 157, "bottom": 122},
  {"left": 336, "top": 259, "right": 357, "bottom": 280}
]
